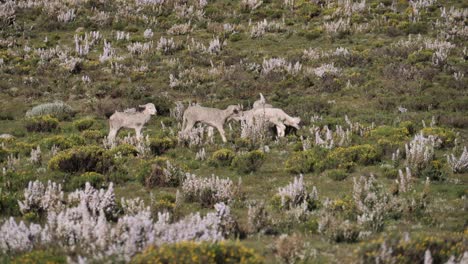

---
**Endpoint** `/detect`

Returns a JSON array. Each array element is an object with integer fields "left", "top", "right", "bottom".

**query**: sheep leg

[
  {"left": 108, "top": 126, "right": 120, "bottom": 141},
  {"left": 271, "top": 120, "right": 286, "bottom": 137},
  {"left": 183, "top": 120, "right": 196, "bottom": 134},
  {"left": 135, "top": 127, "right": 142, "bottom": 140},
  {"left": 215, "top": 125, "right": 227, "bottom": 143}
]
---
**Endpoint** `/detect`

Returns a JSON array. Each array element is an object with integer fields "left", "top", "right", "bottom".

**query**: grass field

[{"left": 0, "top": 0, "right": 467, "bottom": 263}]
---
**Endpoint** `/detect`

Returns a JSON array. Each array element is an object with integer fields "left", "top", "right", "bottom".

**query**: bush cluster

[
  {"left": 25, "top": 115, "right": 59, "bottom": 132},
  {"left": 149, "top": 136, "right": 177, "bottom": 155},
  {"left": 231, "top": 150, "right": 265, "bottom": 174},
  {"left": 209, "top": 148, "right": 236, "bottom": 167},
  {"left": 48, "top": 146, "right": 114, "bottom": 174},
  {"left": 132, "top": 242, "right": 263, "bottom": 264}
]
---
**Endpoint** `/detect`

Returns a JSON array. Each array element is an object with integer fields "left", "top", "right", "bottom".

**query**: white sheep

[
  {"left": 108, "top": 103, "right": 157, "bottom": 141},
  {"left": 252, "top": 93, "right": 273, "bottom": 109},
  {"left": 182, "top": 105, "right": 241, "bottom": 143},
  {"left": 239, "top": 107, "right": 301, "bottom": 137}
]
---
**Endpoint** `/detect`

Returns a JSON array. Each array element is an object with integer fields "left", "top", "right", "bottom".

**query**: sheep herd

[{"left": 107, "top": 94, "right": 301, "bottom": 143}]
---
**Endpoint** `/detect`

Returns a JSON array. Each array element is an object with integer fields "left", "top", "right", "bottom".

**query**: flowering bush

[
  {"left": 149, "top": 136, "right": 177, "bottom": 155},
  {"left": 72, "top": 118, "right": 95, "bottom": 131},
  {"left": 182, "top": 174, "right": 238, "bottom": 206},
  {"left": 277, "top": 174, "right": 319, "bottom": 211}
]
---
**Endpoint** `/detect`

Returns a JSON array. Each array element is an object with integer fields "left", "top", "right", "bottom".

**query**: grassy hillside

[{"left": 0, "top": 0, "right": 467, "bottom": 263}]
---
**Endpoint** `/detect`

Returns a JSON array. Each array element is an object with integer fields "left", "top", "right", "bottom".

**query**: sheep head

[
  {"left": 285, "top": 117, "right": 301, "bottom": 130},
  {"left": 140, "top": 103, "right": 157, "bottom": 115}
]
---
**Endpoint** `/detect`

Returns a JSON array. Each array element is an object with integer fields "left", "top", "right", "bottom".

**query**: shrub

[
  {"left": 25, "top": 115, "right": 59, "bottom": 132},
  {"left": 70, "top": 172, "right": 106, "bottom": 189},
  {"left": 73, "top": 118, "right": 95, "bottom": 131},
  {"left": 108, "top": 143, "right": 138, "bottom": 157},
  {"left": 11, "top": 250, "right": 67, "bottom": 264},
  {"left": 25, "top": 101, "right": 74, "bottom": 121},
  {"left": 10, "top": 142, "right": 35, "bottom": 156},
  {"left": 421, "top": 127, "right": 457, "bottom": 148},
  {"left": 399, "top": 121, "right": 416, "bottom": 135},
  {"left": 209, "top": 148, "right": 236, "bottom": 167},
  {"left": 285, "top": 148, "right": 328, "bottom": 174},
  {"left": 420, "top": 160, "right": 447, "bottom": 181},
  {"left": 42, "top": 135, "right": 85, "bottom": 149},
  {"left": 132, "top": 242, "right": 263, "bottom": 264},
  {"left": 0, "top": 147, "right": 8, "bottom": 163},
  {"left": 149, "top": 136, "right": 177, "bottom": 155},
  {"left": 231, "top": 150, "right": 265, "bottom": 174},
  {"left": 137, "top": 158, "right": 185, "bottom": 188},
  {"left": 358, "top": 233, "right": 466, "bottom": 264},
  {"left": 81, "top": 129, "right": 106, "bottom": 142},
  {"left": 326, "top": 169, "right": 348, "bottom": 181},
  {"left": 48, "top": 146, "right": 113, "bottom": 174},
  {"left": 327, "top": 144, "right": 380, "bottom": 168},
  {"left": 0, "top": 191, "right": 21, "bottom": 216}
]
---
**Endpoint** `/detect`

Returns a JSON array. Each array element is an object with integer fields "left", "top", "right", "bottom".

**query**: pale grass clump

[
  {"left": 167, "top": 22, "right": 192, "bottom": 35},
  {"left": 250, "top": 19, "right": 285, "bottom": 38},
  {"left": 99, "top": 39, "right": 116, "bottom": 63},
  {"left": 18, "top": 180, "right": 65, "bottom": 215},
  {"left": 312, "top": 125, "right": 351, "bottom": 149},
  {"left": 57, "top": 9, "right": 75, "bottom": 23},
  {"left": 115, "top": 31, "right": 130, "bottom": 41},
  {"left": 181, "top": 173, "right": 239, "bottom": 205},
  {"left": 278, "top": 174, "right": 318, "bottom": 210},
  {"left": 29, "top": 145, "right": 41, "bottom": 165},
  {"left": 405, "top": 133, "right": 435, "bottom": 171},
  {"left": 247, "top": 200, "right": 269, "bottom": 233},
  {"left": 127, "top": 41, "right": 153, "bottom": 55},
  {"left": 241, "top": 0, "right": 263, "bottom": 11},
  {"left": 323, "top": 18, "right": 350, "bottom": 34},
  {"left": 156, "top": 36, "right": 177, "bottom": 54},
  {"left": 308, "top": 63, "right": 341, "bottom": 78},
  {"left": 143, "top": 28, "right": 153, "bottom": 39},
  {"left": 262, "top": 57, "right": 302, "bottom": 75},
  {"left": 353, "top": 175, "right": 399, "bottom": 233},
  {"left": 447, "top": 147, "right": 468, "bottom": 173},
  {"left": 397, "top": 167, "right": 413, "bottom": 193}
]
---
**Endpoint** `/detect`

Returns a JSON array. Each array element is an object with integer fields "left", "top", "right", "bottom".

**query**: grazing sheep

[
  {"left": 182, "top": 105, "right": 241, "bottom": 143},
  {"left": 252, "top": 93, "right": 273, "bottom": 109},
  {"left": 108, "top": 103, "right": 157, "bottom": 141},
  {"left": 240, "top": 108, "right": 301, "bottom": 137}
]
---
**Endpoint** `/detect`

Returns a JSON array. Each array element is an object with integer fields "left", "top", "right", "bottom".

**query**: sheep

[
  {"left": 182, "top": 105, "right": 241, "bottom": 143},
  {"left": 108, "top": 103, "right": 157, "bottom": 141},
  {"left": 236, "top": 107, "right": 301, "bottom": 138},
  {"left": 252, "top": 93, "right": 273, "bottom": 109}
]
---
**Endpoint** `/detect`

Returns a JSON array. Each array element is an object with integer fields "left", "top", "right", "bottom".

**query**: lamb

[
  {"left": 252, "top": 93, "right": 273, "bottom": 109},
  {"left": 238, "top": 107, "right": 301, "bottom": 137},
  {"left": 107, "top": 103, "right": 157, "bottom": 141},
  {"left": 181, "top": 105, "right": 241, "bottom": 143}
]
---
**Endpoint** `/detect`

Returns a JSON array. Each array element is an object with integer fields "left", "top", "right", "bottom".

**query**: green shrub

[
  {"left": 209, "top": 148, "right": 236, "bottom": 167},
  {"left": 231, "top": 150, "right": 265, "bottom": 173},
  {"left": 0, "top": 190, "right": 21, "bottom": 216},
  {"left": 327, "top": 144, "right": 380, "bottom": 168},
  {"left": 108, "top": 143, "right": 138, "bottom": 157},
  {"left": 368, "top": 126, "right": 409, "bottom": 154},
  {"left": 132, "top": 242, "right": 263, "bottom": 264},
  {"left": 420, "top": 160, "right": 447, "bottom": 181},
  {"left": 358, "top": 233, "right": 466, "bottom": 264},
  {"left": 12, "top": 250, "right": 66, "bottom": 264},
  {"left": 70, "top": 172, "right": 106, "bottom": 189},
  {"left": 48, "top": 146, "right": 113, "bottom": 174},
  {"left": 399, "top": 121, "right": 416, "bottom": 135},
  {"left": 0, "top": 147, "right": 8, "bottom": 163},
  {"left": 10, "top": 142, "right": 35, "bottom": 156},
  {"left": 81, "top": 129, "right": 106, "bottom": 142},
  {"left": 326, "top": 169, "right": 348, "bottom": 181},
  {"left": 25, "top": 101, "right": 74, "bottom": 121},
  {"left": 137, "top": 158, "right": 184, "bottom": 188},
  {"left": 285, "top": 148, "right": 328, "bottom": 174},
  {"left": 25, "top": 115, "right": 59, "bottom": 132},
  {"left": 42, "top": 135, "right": 85, "bottom": 149},
  {"left": 381, "top": 165, "right": 398, "bottom": 179},
  {"left": 421, "top": 127, "right": 457, "bottom": 148},
  {"left": 149, "top": 136, "right": 177, "bottom": 155},
  {"left": 73, "top": 118, "right": 95, "bottom": 131}
]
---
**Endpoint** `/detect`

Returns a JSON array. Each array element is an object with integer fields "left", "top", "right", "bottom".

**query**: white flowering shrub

[
  {"left": 18, "top": 180, "right": 65, "bottom": 215},
  {"left": 0, "top": 218, "right": 45, "bottom": 252},
  {"left": 447, "top": 147, "right": 468, "bottom": 173},
  {"left": 157, "top": 36, "right": 177, "bottom": 54},
  {"left": 277, "top": 174, "right": 319, "bottom": 210},
  {"left": 127, "top": 41, "right": 153, "bottom": 55},
  {"left": 241, "top": 0, "right": 262, "bottom": 11},
  {"left": 57, "top": 9, "right": 75, "bottom": 23},
  {"left": 405, "top": 133, "right": 435, "bottom": 171},
  {"left": 182, "top": 173, "right": 238, "bottom": 206},
  {"left": 167, "top": 22, "right": 191, "bottom": 35},
  {"left": 68, "top": 182, "right": 118, "bottom": 218},
  {"left": 308, "top": 63, "right": 341, "bottom": 78},
  {"left": 262, "top": 57, "right": 302, "bottom": 75}
]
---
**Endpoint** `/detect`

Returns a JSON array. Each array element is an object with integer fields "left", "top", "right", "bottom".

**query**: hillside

[{"left": 0, "top": 0, "right": 467, "bottom": 263}]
